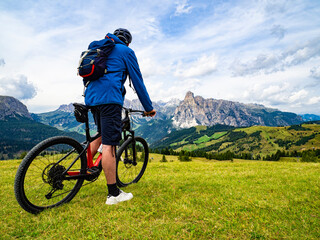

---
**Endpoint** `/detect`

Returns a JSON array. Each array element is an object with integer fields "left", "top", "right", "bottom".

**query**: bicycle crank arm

[{"left": 63, "top": 174, "right": 87, "bottom": 180}]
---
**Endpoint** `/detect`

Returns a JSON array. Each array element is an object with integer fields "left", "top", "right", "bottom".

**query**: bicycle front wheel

[
  {"left": 116, "top": 137, "right": 149, "bottom": 187},
  {"left": 14, "top": 136, "right": 87, "bottom": 214}
]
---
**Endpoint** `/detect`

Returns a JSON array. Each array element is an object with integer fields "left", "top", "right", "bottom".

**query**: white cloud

[
  {"left": 308, "top": 96, "right": 320, "bottom": 105},
  {"left": 174, "top": 0, "right": 192, "bottom": 16},
  {"left": 152, "top": 77, "right": 201, "bottom": 102},
  {"left": 264, "top": 1, "right": 287, "bottom": 15},
  {"left": 310, "top": 66, "right": 320, "bottom": 80},
  {"left": 139, "top": 57, "right": 166, "bottom": 78},
  {"left": 235, "top": 71, "right": 319, "bottom": 114},
  {"left": 1, "top": 0, "right": 320, "bottom": 115},
  {"left": 0, "top": 75, "right": 37, "bottom": 100},
  {"left": 261, "top": 84, "right": 288, "bottom": 98},
  {"left": 0, "top": 58, "right": 5, "bottom": 67},
  {"left": 174, "top": 53, "right": 218, "bottom": 78},
  {"left": 232, "top": 37, "right": 320, "bottom": 76},
  {"left": 270, "top": 24, "right": 286, "bottom": 40},
  {"left": 288, "top": 90, "right": 308, "bottom": 103}
]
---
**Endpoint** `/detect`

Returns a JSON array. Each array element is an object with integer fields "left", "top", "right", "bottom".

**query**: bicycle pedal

[{"left": 87, "top": 167, "right": 100, "bottom": 174}]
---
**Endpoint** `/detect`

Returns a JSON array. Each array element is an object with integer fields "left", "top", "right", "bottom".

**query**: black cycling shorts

[{"left": 91, "top": 104, "right": 122, "bottom": 146}]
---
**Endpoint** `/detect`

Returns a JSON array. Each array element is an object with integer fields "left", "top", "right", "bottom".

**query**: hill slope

[
  {"left": 0, "top": 97, "right": 85, "bottom": 160},
  {"left": 31, "top": 103, "right": 96, "bottom": 135},
  {"left": 0, "top": 116, "right": 85, "bottom": 160},
  {"left": 0, "top": 96, "right": 32, "bottom": 120},
  {"left": 152, "top": 122, "right": 320, "bottom": 158}
]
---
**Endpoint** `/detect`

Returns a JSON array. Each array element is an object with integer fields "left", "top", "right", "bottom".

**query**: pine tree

[{"left": 160, "top": 154, "right": 168, "bottom": 162}]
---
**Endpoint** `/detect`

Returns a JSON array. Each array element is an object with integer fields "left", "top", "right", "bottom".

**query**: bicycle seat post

[
  {"left": 73, "top": 103, "right": 95, "bottom": 143},
  {"left": 85, "top": 118, "right": 91, "bottom": 142}
]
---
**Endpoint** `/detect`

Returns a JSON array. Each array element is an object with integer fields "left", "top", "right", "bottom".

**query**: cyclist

[{"left": 84, "top": 28, "right": 156, "bottom": 205}]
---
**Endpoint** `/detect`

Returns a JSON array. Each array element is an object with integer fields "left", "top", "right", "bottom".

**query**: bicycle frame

[
  {"left": 65, "top": 144, "right": 102, "bottom": 178},
  {"left": 64, "top": 117, "right": 102, "bottom": 178},
  {"left": 121, "top": 108, "right": 139, "bottom": 165},
  {"left": 64, "top": 106, "right": 142, "bottom": 180}
]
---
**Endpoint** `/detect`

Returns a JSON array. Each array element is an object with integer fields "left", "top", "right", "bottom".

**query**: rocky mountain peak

[
  {"left": 184, "top": 91, "right": 196, "bottom": 105},
  {"left": 173, "top": 92, "right": 303, "bottom": 128},
  {"left": 0, "top": 96, "right": 32, "bottom": 120},
  {"left": 57, "top": 103, "right": 74, "bottom": 113},
  {"left": 184, "top": 91, "right": 194, "bottom": 100}
]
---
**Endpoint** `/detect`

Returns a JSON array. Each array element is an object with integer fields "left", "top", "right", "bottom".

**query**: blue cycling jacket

[{"left": 84, "top": 33, "right": 153, "bottom": 112}]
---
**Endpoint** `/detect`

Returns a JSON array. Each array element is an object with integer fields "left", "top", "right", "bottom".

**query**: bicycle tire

[
  {"left": 14, "top": 136, "right": 87, "bottom": 214},
  {"left": 116, "top": 137, "right": 149, "bottom": 187}
]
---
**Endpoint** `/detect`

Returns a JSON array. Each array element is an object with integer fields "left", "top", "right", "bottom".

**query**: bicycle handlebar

[{"left": 122, "top": 107, "right": 146, "bottom": 116}]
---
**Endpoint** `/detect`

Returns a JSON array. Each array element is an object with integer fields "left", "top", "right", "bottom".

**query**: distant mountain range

[
  {"left": 30, "top": 92, "right": 320, "bottom": 130},
  {"left": 0, "top": 96, "right": 85, "bottom": 160},
  {"left": 29, "top": 92, "right": 307, "bottom": 143},
  {"left": 173, "top": 91, "right": 303, "bottom": 128},
  {"left": 30, "top": 103, "right": 96, "bottom": 135},
  {"left": 300, "top": 114, "right": 320, "bottom": 122},
  {"left": 1, "top": 93, "right": 319, "bottom": 159}
]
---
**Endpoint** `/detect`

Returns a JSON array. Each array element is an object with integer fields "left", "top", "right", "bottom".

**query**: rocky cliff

[
  {"left": 172, "top": 91, "right": 303, "bottom": 128},
  {"left": 0, "top": 96, "right": 32, "bottom": 120},
  {"left": 57, "top": 103, "right": 74, "bottom": 113}
]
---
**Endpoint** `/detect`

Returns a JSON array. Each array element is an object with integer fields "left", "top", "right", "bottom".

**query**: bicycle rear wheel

[
  {"left": 116, "top": 137, "right": 149, "bottom": 187},
  {"left": 14, "top": 136, "right": 87, "bottom": 214}
]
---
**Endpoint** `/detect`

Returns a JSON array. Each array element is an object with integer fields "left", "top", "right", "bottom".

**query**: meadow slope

[
  {"left": 156, "top": 123, "right": 320, "bottom": 158},
  {"left": 1, "top": 155, "right": 319, "bottom": 239}
]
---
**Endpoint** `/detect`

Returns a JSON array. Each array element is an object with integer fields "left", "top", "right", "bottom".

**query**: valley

[{"left": 1, "top": 93, "right": 320, "bottom": 160}]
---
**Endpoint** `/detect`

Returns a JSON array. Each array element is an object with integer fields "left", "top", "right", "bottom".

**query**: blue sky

[{"left": 0, "top": 0, "right": 319, "bottom": 114}]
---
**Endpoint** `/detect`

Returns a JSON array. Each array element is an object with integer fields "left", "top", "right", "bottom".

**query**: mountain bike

[{"left": 14, "top": 103, "right": 149, "bottom": 214}]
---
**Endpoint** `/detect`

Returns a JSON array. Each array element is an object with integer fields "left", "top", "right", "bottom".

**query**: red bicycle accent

[
  {"left": 86, "top": 144, "right": 103, "bottom": 168},
  {"left": 67, "top": 143, "right": 103, "bottom": 176}
]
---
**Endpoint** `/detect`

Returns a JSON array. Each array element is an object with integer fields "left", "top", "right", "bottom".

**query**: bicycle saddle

[{"left": 73, "top": 103, "right": 89, "bottom": 123}]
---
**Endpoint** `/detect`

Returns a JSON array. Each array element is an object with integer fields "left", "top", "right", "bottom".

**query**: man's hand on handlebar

[{"left": 144, "top": 109, "right": 156, "bottom": 117}]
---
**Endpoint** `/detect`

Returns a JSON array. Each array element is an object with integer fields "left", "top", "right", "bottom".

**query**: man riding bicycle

[{"left": 84, "top": 28, "right": 156, "bottom": 205}]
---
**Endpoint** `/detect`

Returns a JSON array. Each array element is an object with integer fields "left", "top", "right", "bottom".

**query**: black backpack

[
  {"left": 78, "top": 36, "right": 135, "bottom": 97},
  {"left": 78, "top": 36, "right": 115, "bottom": 85}
]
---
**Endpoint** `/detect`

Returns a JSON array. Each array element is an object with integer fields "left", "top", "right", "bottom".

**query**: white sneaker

[{"left": 106, "top": 190, "right": 133, "bottom": 205}]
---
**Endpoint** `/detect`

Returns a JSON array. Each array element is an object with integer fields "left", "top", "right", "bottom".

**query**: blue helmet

[{"left": 113, "top": 28, "right": 132, "bottom": 44}]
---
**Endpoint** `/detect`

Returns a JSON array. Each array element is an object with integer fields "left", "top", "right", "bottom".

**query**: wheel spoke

[
  {"left": 116, "top": 137, "right": 148, "bottom": 187},
  {"left": 14, "top": 136, "right": 86, "bottom": 214}
]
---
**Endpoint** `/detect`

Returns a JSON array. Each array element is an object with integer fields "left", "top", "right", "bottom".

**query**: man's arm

[{"left": 125, "top": 49, "right": 154, "bottom": 113}]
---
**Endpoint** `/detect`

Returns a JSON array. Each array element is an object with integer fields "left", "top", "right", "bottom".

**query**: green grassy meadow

[{"left": 1, "top": 154, "right": 319, "bottom": 239}]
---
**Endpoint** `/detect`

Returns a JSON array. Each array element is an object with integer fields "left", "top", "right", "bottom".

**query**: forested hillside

[
  {"left": 151, "top": 122, "right": 320, "bottom": 159},
  {"left": 0, "top": 117, "right": 85, "bottom": 160}
]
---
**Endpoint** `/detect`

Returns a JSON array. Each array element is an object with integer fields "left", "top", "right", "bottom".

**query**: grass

[
  {"left": 194, "top": 132, "right": 228, "bottom": 144},
  {"left": 1, "top": 155, "right": 320, "bottom": 239}
]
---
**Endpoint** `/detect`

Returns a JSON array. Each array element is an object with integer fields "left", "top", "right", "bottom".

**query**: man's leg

[
  {"left": 101, "top": 145, "right": 120, "bottom": 197},
  {"left": 99, "top": 104, "right": 133, "bottom": 205},
  {"left": 103, "top": 144, "right": 133, "bottom": 205},
  {"left": 90, "top": 136, "right": 102, "bottom": 158},
  {"left": 101, "top": 145, "right": 117, "bottom": 184}
]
